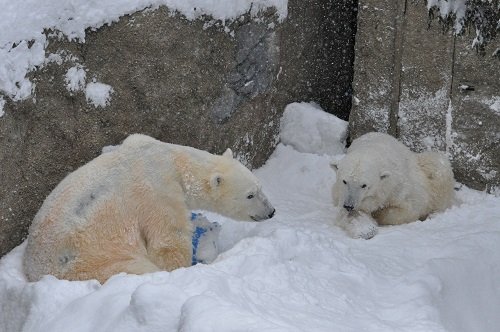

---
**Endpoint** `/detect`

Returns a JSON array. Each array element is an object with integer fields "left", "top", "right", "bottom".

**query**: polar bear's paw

[{"left": 344, "top": 212, "right": 378, "bottom": 240}]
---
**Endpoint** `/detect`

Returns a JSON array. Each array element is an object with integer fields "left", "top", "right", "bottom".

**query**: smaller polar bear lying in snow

[
  {"left": 331, "top": 132, "right": 455, "bottom": 239},
  {"left": 23, "top": 134, "right": 275, "bottom": 283}
]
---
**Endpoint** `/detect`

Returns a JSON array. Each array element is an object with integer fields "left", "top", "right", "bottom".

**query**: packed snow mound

[
  {"left": 85, "top": 82, "right": 114, "bottom": 108},
  {"left": 1, "top": 104, "right": 500, "bottom": 332},
  {"left": 0, "top": 0, "right": 288, "bottom": 101},
  {"left": 280, "top": 102, "right": 347, "bottom": 155}
]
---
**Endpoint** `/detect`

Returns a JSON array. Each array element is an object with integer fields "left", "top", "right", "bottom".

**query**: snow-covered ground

[{"left": 1, "top": 102, "right": 500, "bottom": 332}]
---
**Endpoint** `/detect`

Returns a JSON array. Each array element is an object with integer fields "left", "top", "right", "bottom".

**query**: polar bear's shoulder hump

[{"left": 122, "top": 134, "right": 159, "bottom": 148}]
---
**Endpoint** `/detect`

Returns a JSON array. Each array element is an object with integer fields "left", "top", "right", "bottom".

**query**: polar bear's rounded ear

[
  {"left": 211, "top": 174, "right": 223, "bottom": 188},
  {"left": 380, "top": 171, "right": 391, "bottom": 180},
  {"left": 222, "top": 148, "right": 233, "bottom": 159}
]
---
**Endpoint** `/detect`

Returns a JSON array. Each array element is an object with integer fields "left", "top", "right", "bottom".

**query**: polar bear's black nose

[
  {"left": 343, "top": 204, "right": 354, "bottom": 212},
  {"left": 268, "top": 209, "right": 276, "bottom": 218}
]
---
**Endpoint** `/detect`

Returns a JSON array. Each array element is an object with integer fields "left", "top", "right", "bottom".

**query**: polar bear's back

[
  {"left": 30, "top": 147, "right": 127, "bottom": 228},
  {"left": 347, "top": 132, "right": 416, "bottom": 175},
  {"left": 349, "top": 132, "right": 412, "bottom": 157},
  {"left": 417, "top": 151, "right": 455, "bottom": 212}
]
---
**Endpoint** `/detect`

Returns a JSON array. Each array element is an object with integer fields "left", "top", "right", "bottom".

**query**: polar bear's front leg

[
  {"left": 373, "top": 205, "right": 422, "bottom": 225},
  {"left": 140, "top": 201, "right": 193, "bottom": 271},
  {"left": 146, "top": 236, "right": 192, "bottom": 271}
]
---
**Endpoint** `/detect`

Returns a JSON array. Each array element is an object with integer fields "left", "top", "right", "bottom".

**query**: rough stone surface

[
  {"left": 349, "top": 0, "right": 400, "bottom": 136},
  {"left": 350, "top": 0, "right": 500, "bottom": 192},
  {"left": 0, "top": 2, "right": 358, "bottom": 257},
  {"left": 397, "top": 2, "right": 454, "bottom": 152},
  {"left": 451, "top": 37, "right": 500, "bottom": 191}
]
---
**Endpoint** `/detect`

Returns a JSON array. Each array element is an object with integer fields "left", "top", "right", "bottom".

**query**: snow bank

[
  {"left": 280, "top": 102, "right": 347, "bottom": 155},
  {"left": 0, "top": 0, "right": 288, "bottom": 102},
  {"left": 1, "top": 103, "right": 500, "bottom": 331}
]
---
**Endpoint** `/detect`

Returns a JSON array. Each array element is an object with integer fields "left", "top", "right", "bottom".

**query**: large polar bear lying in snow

[
  {"left": 23, "top": 134, "right": 275, "bottom": 283},
  {"left": 331, "top": 132, "right": 454, "bottom": 239}
]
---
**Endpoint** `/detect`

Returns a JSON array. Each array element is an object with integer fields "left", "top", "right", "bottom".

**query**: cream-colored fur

[
  {"left": 331, "top": 132, "right": 454, "bottom": 238},
  {"left": 23, "top": 134, "right": 275, "bottom": 283}
]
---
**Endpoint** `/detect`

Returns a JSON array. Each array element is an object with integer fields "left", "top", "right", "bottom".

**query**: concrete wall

[
  {"left": 0, "top": 1, "right": 358, "bottom": 257},
  {"left": 350, "top": 0, "right": 500, "bottom": 192}
]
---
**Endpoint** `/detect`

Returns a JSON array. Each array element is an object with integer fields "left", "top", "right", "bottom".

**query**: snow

[
  {"left": 487, "top": 97, "right": 500, "bottom": 114},
  {"left": 280, "top": 102, "right": 347, "bottom": 156},
  {"left": 2, "top": 103, "right": 500, "bottom": 332},
  {"left": 0, "top": 0, "right": 288, "bottom": 102},
  {"left": 85, "top": 82, "right": 114, "bottom": 108},
  {"left": 427, "top": 0, "right": 467, "bottom": 32},
  {"left": 65, "top": 65, "right": 87, "bottom": 93},
  {"left": 0, "top": 98, "right": 5, "bottom": 117},
  {"left": 65, "top": 65, "right": 115, "bottom": 107}
]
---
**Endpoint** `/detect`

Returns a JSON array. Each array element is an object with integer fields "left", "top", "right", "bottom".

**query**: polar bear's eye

[
  {"left": 342, "top": 180, "right": 347, "bottom": 185},
  {"left": 361, "top": 184, "right": 367, "bottom": 188},
  {"left": 247, "top": 194, "right": 254, "bottom": 199}
]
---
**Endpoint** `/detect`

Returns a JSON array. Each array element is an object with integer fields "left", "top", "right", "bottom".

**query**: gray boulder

[{"left": 0, "top": 2, "right": 358, "bottom": 257}]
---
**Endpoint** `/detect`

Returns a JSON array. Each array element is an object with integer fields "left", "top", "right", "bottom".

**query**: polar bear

[
  {"left": 23, "top": 134, "right": 275, "bottom": 283},
  {"left": 331, "top": 132, "right": 454, "bottom": 239}
]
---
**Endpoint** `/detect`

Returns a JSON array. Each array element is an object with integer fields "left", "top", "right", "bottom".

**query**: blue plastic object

[{"left": 191, "top": 213, "right": 206, "bottom": 265}]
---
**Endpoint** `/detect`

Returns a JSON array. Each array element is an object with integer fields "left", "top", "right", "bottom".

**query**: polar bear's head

[
  {"left": 206, "top": 149, "right": 276, "bottom": 222},
  {"left": 331, "top": 154, "right": 393, "bottom": 214}
]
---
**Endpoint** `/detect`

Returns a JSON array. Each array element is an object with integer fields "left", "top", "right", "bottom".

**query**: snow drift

[{"left": 1, "top": 102, "right": 500, "bottom": 332}]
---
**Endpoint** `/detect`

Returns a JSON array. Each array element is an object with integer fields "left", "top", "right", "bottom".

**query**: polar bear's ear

[
  {"left": 330, "top": 160, "right": 339, "bottom": 171},
  {"left": 211, "top": 174, "right": 223, "bottom": 188},
  {"left": 380, "top": 171, "right": 391, "bottom": 180},
  {"left": 222, "top": 148, "right": 233, "bottom": 159}
]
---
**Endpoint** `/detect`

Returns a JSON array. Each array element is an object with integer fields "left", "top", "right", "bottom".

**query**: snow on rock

[
  {"left": 0, "top": 0, "right": 288, "bottom": 101},
  {"left": 427, "top": 0, "right": 467, "bottom": 32},
  {"left": 65, "top": 65, "right": 87, "bottom": 93},
  {"left": 399, "top": 87, "right": 450, "bottom": 151},
  {"left": 0, "top": 97, "right": 5, "bottom": 117},
  {"left": 0, "top": 39, "right": 44, "bottom": 101},
  {"left": 1, "top": 105, "right": 500, "bottom": 331},
  {"left": 280, "top": 102, "right": 347, "bottom": 155},
  {"left": 487, "top": 96, "right": 500, "bottom": 115},
  {"left": 85, "top": 82, "right": 114, "bottom": 108}
]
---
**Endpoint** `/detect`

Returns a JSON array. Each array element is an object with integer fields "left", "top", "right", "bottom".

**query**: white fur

[
  {"left": 332, "top": 132, "right": 454, "bottom": 238},
  {"left": 23, "top": 134, "right": 275, "bottom": 283}
]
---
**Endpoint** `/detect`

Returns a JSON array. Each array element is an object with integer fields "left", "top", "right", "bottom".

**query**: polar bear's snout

[
  {"left": 250, "top": 190, "right": 276, "bottom": 221},
  {"left": 249, "top": 195, "right": 276, "bottom": 221},
  {"left": 343, "top": 204, "right": 354, "bottom": 212},
  {"left": 250, "top": 209, "right": 275, "bottom": 221},
  {"left": 339, "top": 183, "right": 362, "bottom": 213}
]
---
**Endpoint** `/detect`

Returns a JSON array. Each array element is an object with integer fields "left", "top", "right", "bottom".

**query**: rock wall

[
  {"left": 0, "top": 1, "right": 358, "bottom": 257},
  {"left": 350, "top": 0, "right": 500, "bottom": 192}
]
